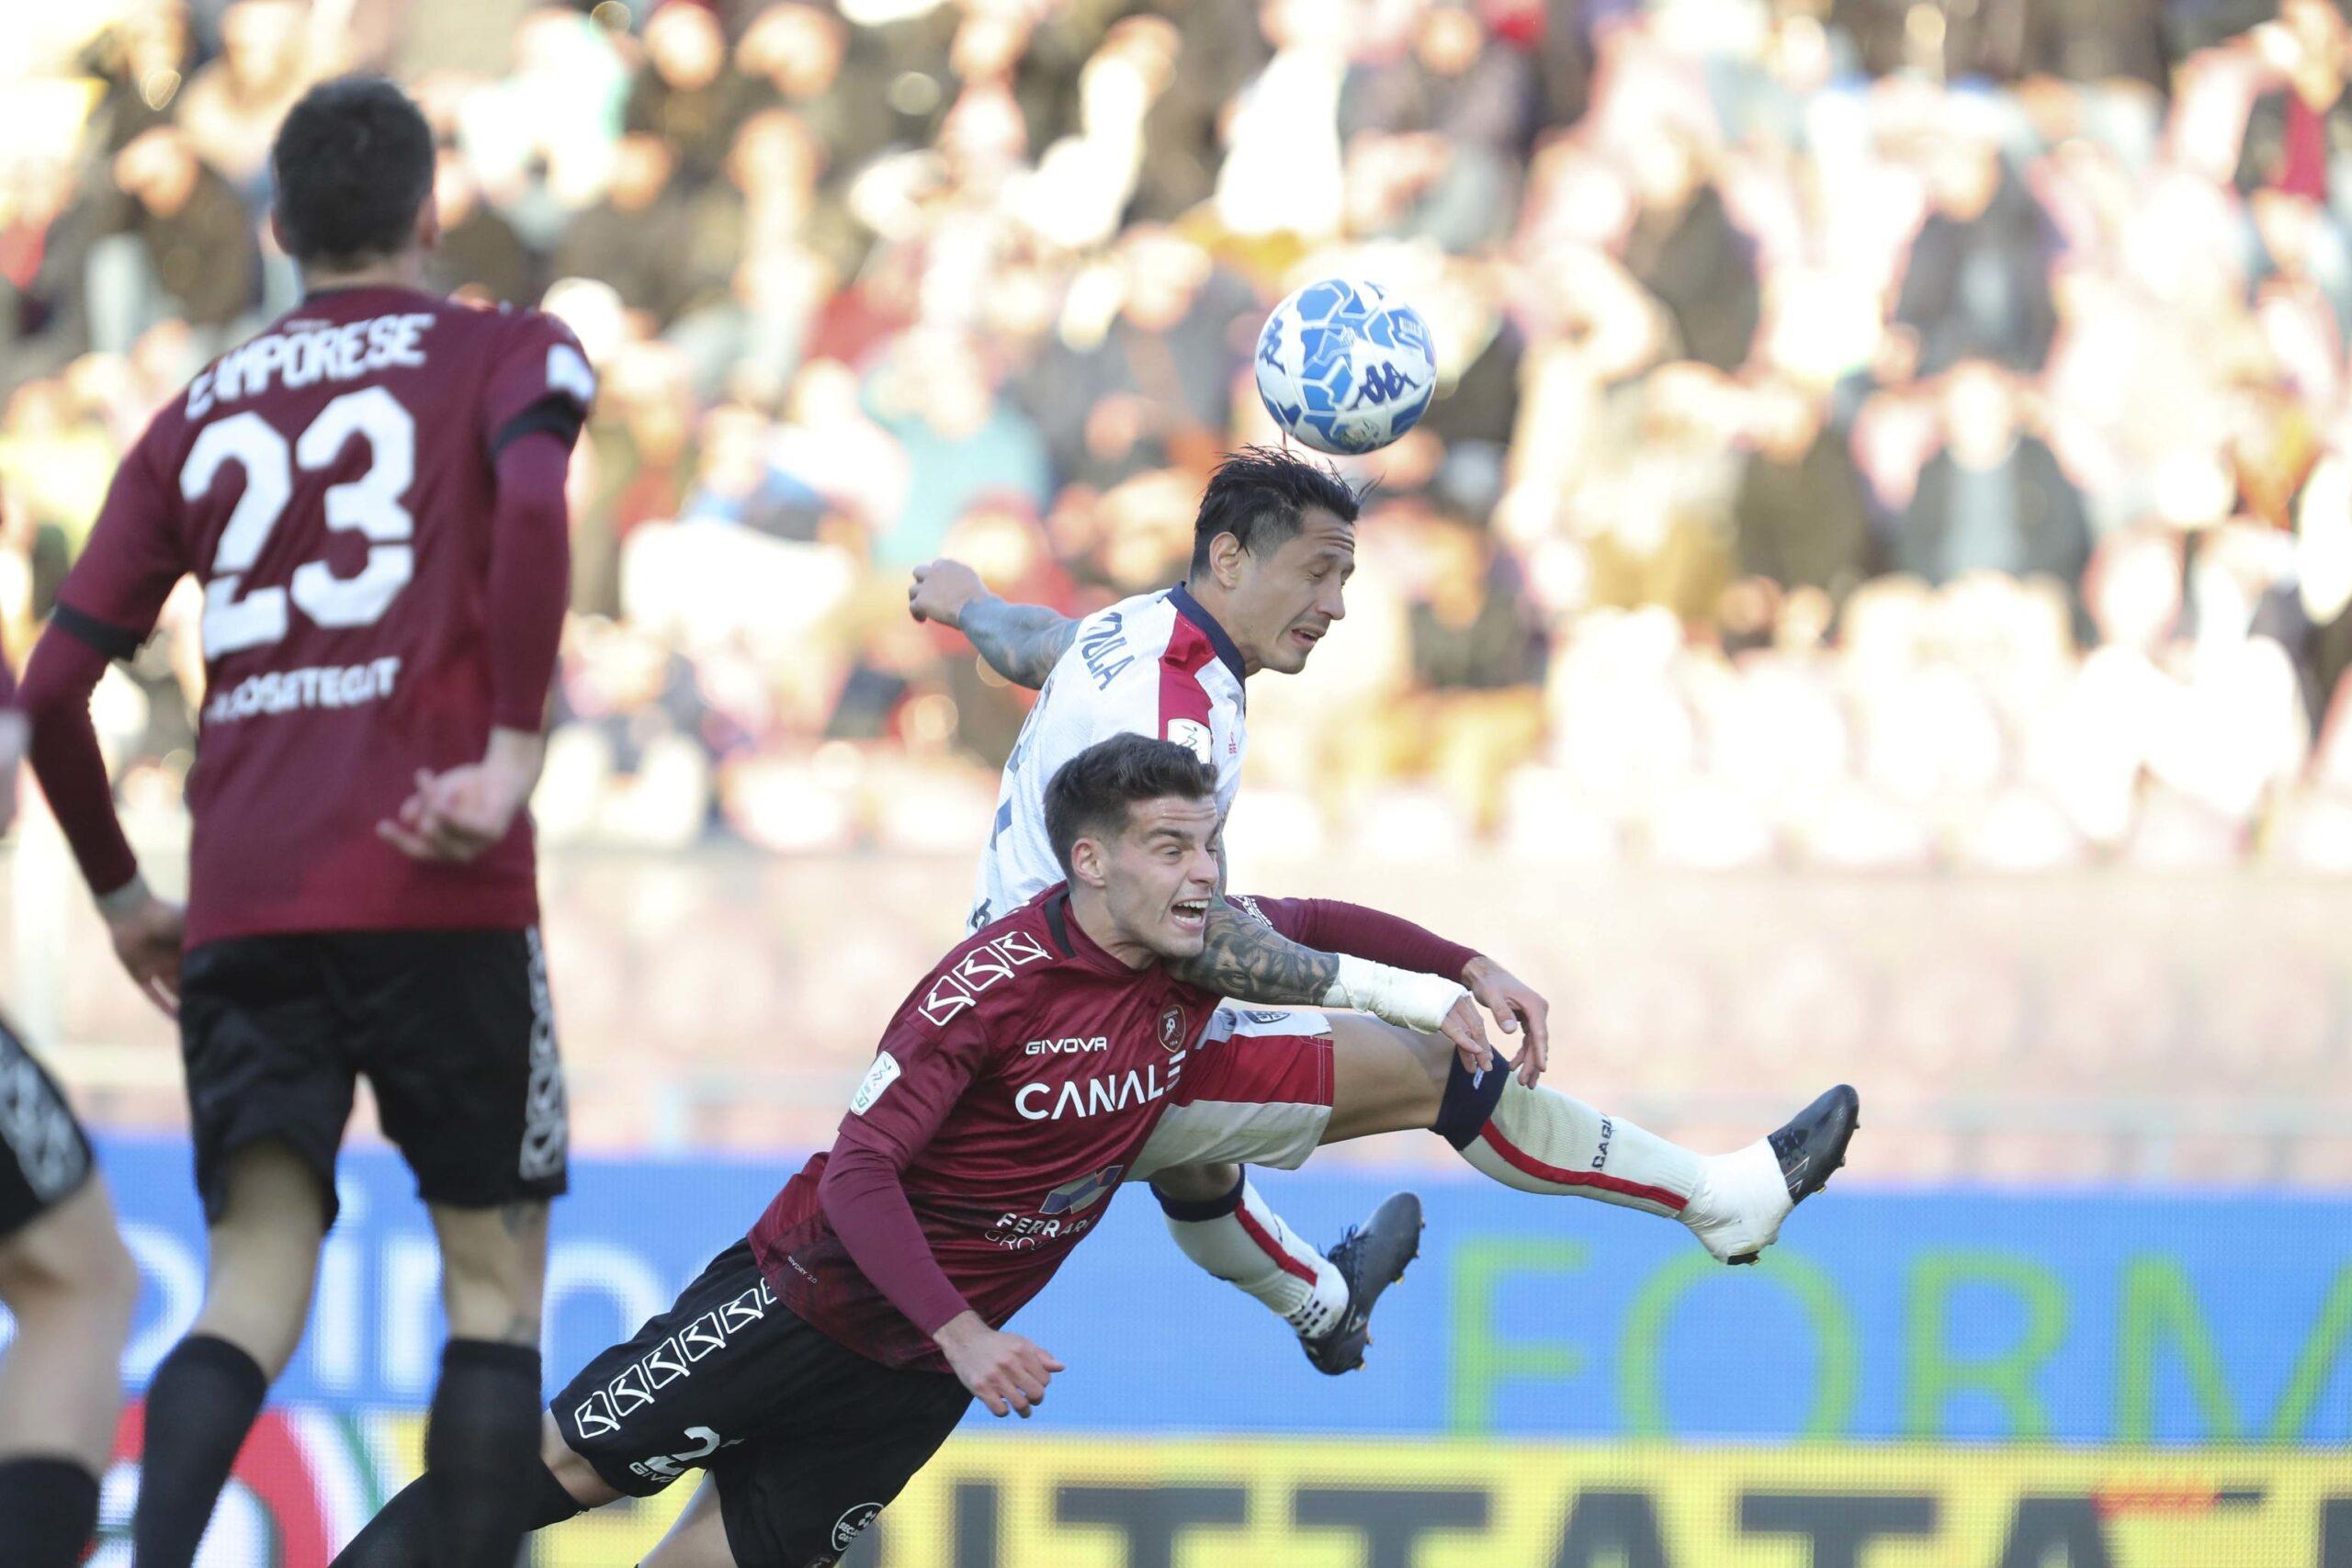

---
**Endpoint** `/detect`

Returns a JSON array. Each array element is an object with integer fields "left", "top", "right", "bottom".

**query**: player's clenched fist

[
  {"left": 933, "top": 1312, "right": 1065, "bottom": 1418},
  {"left": 908, "top": 559, "right": 989, "bottom": 630}
]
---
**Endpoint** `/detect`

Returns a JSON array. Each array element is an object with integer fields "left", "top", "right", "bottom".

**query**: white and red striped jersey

[{"left": 970, "top": 584, "right": 1248, "bottom": 930}]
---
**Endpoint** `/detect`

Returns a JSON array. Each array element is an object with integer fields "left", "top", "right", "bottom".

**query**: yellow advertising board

[{"left": 537, "top": 1437, "right": 2352, "bottom": 1567}]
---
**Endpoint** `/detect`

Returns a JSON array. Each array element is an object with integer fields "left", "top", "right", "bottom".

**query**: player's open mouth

[
  {"left": 1171, "top": 898, "right": 1210, "bottom": 928},
  {"left": 1290, "top": 626, "right": 1325, "bottom": 649}
]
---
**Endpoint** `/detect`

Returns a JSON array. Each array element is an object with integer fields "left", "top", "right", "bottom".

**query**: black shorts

[
  {"left": 0, "top": 1015, "right": 96, "bottom": 1241},
  {"left": 177, "top": 928, "right": 568, "bottom": 1227},
  {"left": 553, "top": 1240, "right": 972, "bottom": 1568}
]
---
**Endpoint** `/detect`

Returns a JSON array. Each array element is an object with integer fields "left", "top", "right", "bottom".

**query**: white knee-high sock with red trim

[
  {"left": 1431, "top": 1062, "right": 1793, "bottom": 1259},
  {"left": 1154, "top": 1175, "right": 1351, "bottom": 1339},
  {"left": 1459, "top": 1077, "right": 1703, "bottom": 1216}
]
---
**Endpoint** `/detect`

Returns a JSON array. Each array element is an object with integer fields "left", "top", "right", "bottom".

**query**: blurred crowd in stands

[{"left": 12, "top": 0, "right": 2352, "bottom": 870}]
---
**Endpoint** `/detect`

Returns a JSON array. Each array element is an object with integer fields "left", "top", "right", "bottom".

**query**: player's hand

[
  {"left": 908, "top": 559, "right": 989, "bottom": 631},
  {"left": 1437, "top": 993, "right": 1496, "bottom": 1077},
  {"left": 934, "top": 1312, "right": 1065, "bottom": 1419},
  {"left": 103, "top": 885, "right": 184, "bottom": 1017},
  {"left": 379, "top": 728, "right": 543, "bottom": 863},
  {"left": 1464, "top": 954, "right": 1550, "bottom": 1087}
]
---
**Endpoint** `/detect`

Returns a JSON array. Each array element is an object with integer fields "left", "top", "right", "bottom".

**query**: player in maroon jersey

[
  {"left": 332, "top": 735, "right": 1510, "bottom": 1568},
  {"left": 17, "top": 77, "right": 585, "bottom": 1568},
  {"left": 0, "top": 658, "right": 140, "bottom": 1568}
]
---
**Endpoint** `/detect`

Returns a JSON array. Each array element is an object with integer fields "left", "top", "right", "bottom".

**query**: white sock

[
  {"left": 1158, "top": 1176, "right": 1351, "bottom": 1339},
  {"left": 1445, "top": 1074, "right": 1792, "bottom": 1262},
  {"left": 1454, "top": 1077, "right": 1704, "bottom": 1219}
]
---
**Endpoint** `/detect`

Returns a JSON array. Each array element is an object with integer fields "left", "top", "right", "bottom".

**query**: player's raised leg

[
  {"left": 1335, "top": 1013, "right": 1860, "bottom": 1261},
  {"left": 0, "top": 1023, "right": 138, "bottom": 1568},
  {"left": 135, "top": 1139, "right": 330, "bottom": 1568}
]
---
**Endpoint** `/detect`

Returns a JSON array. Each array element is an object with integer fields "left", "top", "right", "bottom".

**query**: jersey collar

[{"left": 1167, "top": 583, "right": 1249, "bottom": 686}]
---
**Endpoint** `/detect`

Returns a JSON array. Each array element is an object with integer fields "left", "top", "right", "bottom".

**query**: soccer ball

[{"left": 1254, "top": 278, "right": 1438, "bottom": 457}]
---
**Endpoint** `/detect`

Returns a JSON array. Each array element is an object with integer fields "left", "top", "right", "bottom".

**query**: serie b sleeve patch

[
  {"left": 849, "top": 1051, "right": 902, "bottom": 1115},
  {"left": 1166, "top": 717, "right": 1214, "bottom": 764}
]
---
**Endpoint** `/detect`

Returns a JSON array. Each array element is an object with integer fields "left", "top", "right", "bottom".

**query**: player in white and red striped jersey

[{"left": 911, "top": 447, "right": 1860, "bottom": 1375}]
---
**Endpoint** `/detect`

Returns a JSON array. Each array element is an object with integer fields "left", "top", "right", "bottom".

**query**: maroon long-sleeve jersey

[
  {"left": 44, "top": 286, "right": 592, "bottom": 946},
  {"left": 752, "top": 885, "right": 1279, "bottom": 1372}
]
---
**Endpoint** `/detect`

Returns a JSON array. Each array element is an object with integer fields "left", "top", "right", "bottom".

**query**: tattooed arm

[
  {"left": 908, "top": 558, "right": 1079, "bottom": 690},
  {"left": 1171, "top": 897, "right": 1341, "bottom": 1002}
]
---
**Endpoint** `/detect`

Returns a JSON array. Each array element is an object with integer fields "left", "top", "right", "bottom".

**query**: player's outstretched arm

[
  {"left": 908, "top": 559, "right": 1078, "bottom": 689},
  {"left": 1174, "top": 901, "right": 1495, "bottom": 1072},
  {"left": 1237, "top": 895, "right": 1552, "bottom": 1085}
]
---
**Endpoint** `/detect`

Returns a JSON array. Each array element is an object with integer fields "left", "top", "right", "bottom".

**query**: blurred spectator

[
  {"left": 1620, "top": 131, "right": 1759, "bottom": 373},
  {"left": 89, "top": 125, "right": 259, "bottom": 354},
  {"left": 736, "top": 3, "right": 895, "bottom": 180},
  {"left": 1893, "top": 113, "right": 2062, "bottom": 375},
  {"left": 625, "top": 0, "right": 766, "bottom": 187},
  {"left": 866, "top": 331, "right": 1049, "bottom": 569},
  {"left": 426, "top": 148, "right": 539, "bottom": 306},
  {"left": 74, "top": 1, "right": 196, "bottom": 158},
  {"left": 553, "top": 131, "right": 698, "bottom": 326},
  {"left": 176, "top": 0, "right": 319, "bottom": 199},
  {"left": 1022, "top": 228, "right": 1252, "bottom": 487},
  {"left": 1340, "top": 0, "right": 1538, "bottom": 251},
  {"left": 1133, "top": 0, "right": 1268, "bottom": 220},
  {"left": 1895, "top": 360, "right": 2093, "bottom": 592},
  {"left": 1732, "top": 378, "right": 1877, "bottom": 605}
]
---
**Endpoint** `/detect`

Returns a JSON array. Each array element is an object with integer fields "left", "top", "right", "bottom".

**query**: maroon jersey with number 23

[
  {"left": 52, "top": 286, "right": 593, "bottom": 946},
  {"left": 752, "top": 885, "right": 1315, "bottom": 1372}
]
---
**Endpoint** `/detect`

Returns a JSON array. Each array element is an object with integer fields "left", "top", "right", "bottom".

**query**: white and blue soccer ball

[{"left": 1254, "top": 277, "right": 1438, "bottom": 457}]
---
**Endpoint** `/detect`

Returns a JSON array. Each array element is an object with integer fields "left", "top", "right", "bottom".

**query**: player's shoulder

[
  {"left": 1054, "top": 590, "right": 1181, "bottom": 698},
  {"left": 905, "top": 891, "right": 1083, "bottom": 1031}
]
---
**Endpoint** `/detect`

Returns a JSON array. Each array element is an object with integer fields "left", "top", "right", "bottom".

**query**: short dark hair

[
  {"left": 271, "top": 76, "right": 435, "bottom": 267},
  {"left": 1045, "top": 734, "right": 1216, "bottom": 875},
  {"left": 1188, "top": 446, "right": 1363, "bottom": 577}
]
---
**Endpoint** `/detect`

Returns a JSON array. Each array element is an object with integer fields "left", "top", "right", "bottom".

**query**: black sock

[
  {"left": 529, "top": 1461, "right": 587, "bottom": 1529},
  {"left": 0, "top": 1456, "right": 101, "bottom": 1568},
  {"left": 133, "top": 1332, "right": 270, "bottom": 1568},
  {"left": 330, "top": 1461, "right": 578, "bottom": 1568},
  {"left": 424, "top": 1339, "right": 543, "bottom": 1568},
  {"left": 329, "top": 1476, "right": 430, "bottom": 1568}
]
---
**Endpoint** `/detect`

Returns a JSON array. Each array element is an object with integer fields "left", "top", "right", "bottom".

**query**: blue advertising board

[{"left": 81, "top": 1137, "right": 2352, "bottom": 1446}]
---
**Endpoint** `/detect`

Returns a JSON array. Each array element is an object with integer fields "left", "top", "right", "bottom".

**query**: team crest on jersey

[
  {"left": 1166, "top": 718, "right": 1215, "bottom": 764},
  {"left": 1159, "top": 1006, "right": 1186, "bottom": 1052}
]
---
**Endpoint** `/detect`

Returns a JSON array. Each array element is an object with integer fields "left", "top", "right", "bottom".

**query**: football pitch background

[{"left": 48, "top": 1138, "right": 2352, "bottom": 1565}]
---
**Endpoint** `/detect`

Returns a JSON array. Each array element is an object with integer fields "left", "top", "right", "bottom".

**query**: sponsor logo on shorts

[
  {"left": 1242, "top": 1010, "right": 1292, "bottom": 1026},
  {"left": 570, "top": 1277, "right": 777, "bottom": 1445},
  {"left": 832, "top": 1502, "right": 884, "bottom": 1551},
  {"left": 0, "top": 1030, "right": 87, "bottom": 1202},
  {"left": 1593, "top": 1115, "right": 1613, "bottom": 1170},
  {"left": 519, "top": 929, "right": 568, "bottom": 1183}
]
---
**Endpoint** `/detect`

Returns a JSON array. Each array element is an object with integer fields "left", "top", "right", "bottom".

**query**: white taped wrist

[
  {"left": 1322, "top": 954, "right": 1467, "bottom": 1033},
  {"left": 95, "top": 873, "right": 153, "bottom": 920}
]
